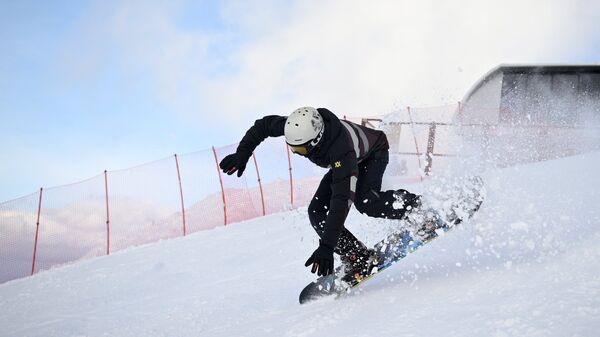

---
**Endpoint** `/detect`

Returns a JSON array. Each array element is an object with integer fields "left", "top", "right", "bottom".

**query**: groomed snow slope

[{"left": 1, "top": 152, "right": 599, "bottom": 337}]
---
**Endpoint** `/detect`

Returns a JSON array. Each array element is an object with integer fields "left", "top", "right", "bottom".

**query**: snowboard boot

[
  {"left": 340, "top": 248, "right": 378, "bottom": 284},
  {"left": 413, "top": 210, "right": 447, "bottom": 242},
  {"left": 392, "top": 190, "right": 422, "bottom": 219}
]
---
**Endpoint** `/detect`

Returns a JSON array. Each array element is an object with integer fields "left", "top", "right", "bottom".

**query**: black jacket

[{"left": 236, "top": 108, "right": 388, "bottom": 248}]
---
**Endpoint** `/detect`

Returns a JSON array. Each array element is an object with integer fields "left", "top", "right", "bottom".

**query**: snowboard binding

[{"left": 339, "top": 248, "right": 379, "bottom": 284}]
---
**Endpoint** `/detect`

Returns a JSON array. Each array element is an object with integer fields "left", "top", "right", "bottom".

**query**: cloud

[
  {"left": 61, "top": 0, "right": 212, "bottom": 112},
  {"left": 211, "top": 0, "right": 598, "bottom": 117},
  {"left": 61, "top": 0, "right": 600, "bottom": 127}
]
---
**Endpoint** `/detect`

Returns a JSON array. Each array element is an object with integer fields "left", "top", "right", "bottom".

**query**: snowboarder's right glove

[
  {"left": 219, "top": 152, "right": 250, "bottom": 177},
  {"left": 305, "top": 241, "right": 335, "bottom": 276}
]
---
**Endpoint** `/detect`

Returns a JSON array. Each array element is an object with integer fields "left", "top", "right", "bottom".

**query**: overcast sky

[{"left": 1, "top": 0, "right": 599, "bottom": 201}]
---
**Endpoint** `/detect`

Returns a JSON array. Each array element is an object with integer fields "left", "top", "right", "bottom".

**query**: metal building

[
  {"left": 457, "top": 64, "right": 600, "bottom": 167},
  {"left": 458, "top": 65, "right": 600, "bottom": 126}
]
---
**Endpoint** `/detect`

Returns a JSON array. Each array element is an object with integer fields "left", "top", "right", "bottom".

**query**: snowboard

[{"left": 299, "top": 175, "right": 485, "bottom": 304}]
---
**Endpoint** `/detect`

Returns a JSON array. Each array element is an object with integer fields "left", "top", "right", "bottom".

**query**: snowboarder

[{"left": 219, "top": 107, "right": 421, "bottom": 280}]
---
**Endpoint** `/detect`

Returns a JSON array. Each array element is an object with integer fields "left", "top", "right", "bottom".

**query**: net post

[
  {"left": 407, "top": 106, "right": 424, "bottom": 181},
  {"left": 252, "top": 153, "right": 266, "bottom": 216},
  {"left": 286, "top": 143, "right": 294, "bottom": 208},
  {"left": 174, "top": 154, "right": 187, "bottom": 236},
  {"left": 31, "top": 187, "right": 43, "bottom": 275},
  {"left": 212, "top": 146, "right": 228, "bottom": 225},
  {"left": 104, "top": 171, "right": 110, "bottom": 255}
]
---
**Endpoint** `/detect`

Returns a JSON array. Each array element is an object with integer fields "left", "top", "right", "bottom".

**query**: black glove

[
  {"left": 219, "top": 152, "right": 249, "bottom": 177},
  {"left": 304, "top": 241, "right": 335, "bottom": 276}
]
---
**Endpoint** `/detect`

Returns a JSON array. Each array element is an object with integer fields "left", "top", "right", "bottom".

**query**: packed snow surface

[{"left": 1, "top": 152, "right": 599, "bottom": 337}]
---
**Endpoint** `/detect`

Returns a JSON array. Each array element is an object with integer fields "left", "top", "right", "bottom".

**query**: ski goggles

[
  {"left": 288, "top": 142, "right": 312, "bottom": 155},
  {"left": 287, "top": 127, "right": 324, "bottom": 155}
]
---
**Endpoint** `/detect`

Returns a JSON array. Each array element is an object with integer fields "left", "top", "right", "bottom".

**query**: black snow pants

[{"left": 308, "top": 150, "right": 420, "bottom": 256}]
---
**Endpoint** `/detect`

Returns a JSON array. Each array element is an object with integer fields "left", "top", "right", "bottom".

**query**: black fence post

[{"left": 425, "top": 122, "right": 437, "bottom": 175}]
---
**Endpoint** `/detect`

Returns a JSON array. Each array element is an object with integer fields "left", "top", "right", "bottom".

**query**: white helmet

[{"left": 284, "top": 107, "right": 324, "bottom": 154}]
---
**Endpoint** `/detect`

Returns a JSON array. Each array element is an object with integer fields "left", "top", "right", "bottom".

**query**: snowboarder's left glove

[
  {"left": 305, "top": 241, "right": 335, "bottom": 276},
  {"left": 219, "top": 152, "right": 249, "bottom": 177}
]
